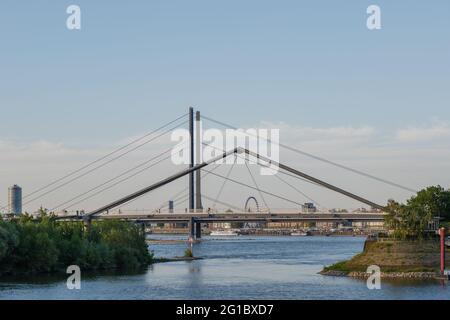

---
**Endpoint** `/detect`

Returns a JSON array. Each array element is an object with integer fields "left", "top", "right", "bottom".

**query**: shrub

[{"left": 0, "top": 215, "right": 153, "bottom": 276}]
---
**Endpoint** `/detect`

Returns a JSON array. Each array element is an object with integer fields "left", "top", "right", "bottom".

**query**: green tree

[
  {"left": 0, "top": 221, "right": 20, "bottom": 273},
  {"left": 407, "top": 185, "right": 450, "bottom": 221},
  {"left": 385, "top": 185, "right": 450, "bottom": 239}
]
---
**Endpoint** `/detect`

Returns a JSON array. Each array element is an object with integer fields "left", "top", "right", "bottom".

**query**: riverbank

[{"left": 320, "top": 239, "right": 450, "bottom": 279}]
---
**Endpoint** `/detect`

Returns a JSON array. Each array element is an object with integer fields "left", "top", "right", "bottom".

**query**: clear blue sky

[
  {"left": 0, "top": 0, "right": 449, "bottom": 144},
  {"left": 1, "top": 1, "right": 450, "bottom": 211}
]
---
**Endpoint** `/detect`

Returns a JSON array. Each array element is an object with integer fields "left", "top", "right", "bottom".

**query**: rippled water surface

[{"left": 1, "top": 236, "right": 449, "bottom": 300}]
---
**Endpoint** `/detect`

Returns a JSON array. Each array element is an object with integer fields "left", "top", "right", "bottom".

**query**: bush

[
  {"left": 184, "top": 248, "right": 193, "bottom": 258},
  {"left": 0, "top": 215, "right": 153, "bottom": 276}
]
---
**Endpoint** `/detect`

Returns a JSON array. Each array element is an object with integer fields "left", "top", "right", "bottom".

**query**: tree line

[{"left": 0, "top": 213, "right": 153, "bottom": 276}]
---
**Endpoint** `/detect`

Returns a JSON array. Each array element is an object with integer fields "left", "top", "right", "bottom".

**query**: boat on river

[
  {"left": 210, "top": 229, "right": 239, "bottom": 236},
  {"left": 290, "top": 230, "right": 309, "bottom": 236}
]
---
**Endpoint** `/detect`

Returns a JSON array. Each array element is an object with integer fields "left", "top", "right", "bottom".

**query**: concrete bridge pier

[
  {"left": 83, "top": 216, "right": 92, "bottom": 232},
  {"left": 195, "top": 222, "right": 202, "bottom": 239},
  {"left": 188, "top": 217, "right": 202, "bottom": 240},
  {"left": 140, "top": 221, "right": 145, "bottom": 236},
  {"left": 189, "top": 217, "right": 196, "bottom": 241}
]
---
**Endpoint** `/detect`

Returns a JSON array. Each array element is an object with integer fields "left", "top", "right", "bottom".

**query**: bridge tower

[
  {"left": 189, "top": 107, "right": 195, "bottom": 212},
  {"left": 194, "top": 111, "right": 203, "bottom": 238},
  {"left": 195, "top": 110, "right": 203, "bottom": 212}
]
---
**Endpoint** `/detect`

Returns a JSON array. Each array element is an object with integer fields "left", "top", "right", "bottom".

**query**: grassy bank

[
  {"left": 321, "top": 239, "right": 450, "bottom": 276},
  {"left": 0, "top": 215, "right": 153, "bottom": 276}
]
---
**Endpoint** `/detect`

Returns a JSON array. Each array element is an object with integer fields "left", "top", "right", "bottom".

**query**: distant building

[
  {"left": 301, "top": 202, "right": 317, "bottom": 213},
  {"left": 329, "top": 208, "right": 348, "bottom": 213},
  {"left": 267, "top": 221, "right": 310, "bottom": 229},
  {"left": 212, "top": 209, "right": 234, "bottom": 229},
  {"left": 8, "top": 184, "right": 22, "bottom": 214}
]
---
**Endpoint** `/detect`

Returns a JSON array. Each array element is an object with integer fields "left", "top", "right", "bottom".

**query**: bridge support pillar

[
  {"left": 83, "top": 216, "right": 92, "bottom": 232},
  {"left": 195, "top": 222, "right": 202, "bottom": 239},
  {"left": 141, "top": 222, "right": 146, "bottom": 236},
  {"left": 189, "top": 217, "right": 196, "bottom": 240}
]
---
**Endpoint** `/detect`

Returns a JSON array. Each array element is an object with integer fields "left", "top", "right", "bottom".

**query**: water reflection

[{"left": 1, "top": 236, "right": 449, "bottom": 300}]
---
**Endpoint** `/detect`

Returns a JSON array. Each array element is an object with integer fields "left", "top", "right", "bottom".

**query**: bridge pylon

[
  {"left": 195, "top": 110, "right": 203, "bottom": 212},
  {"left": 189, "top": 107, "right": 195, "bottom": 212}
]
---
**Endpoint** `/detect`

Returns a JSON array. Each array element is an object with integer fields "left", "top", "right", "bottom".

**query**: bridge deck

[{"left": 56, "top": 212, "right": 386, "bottom": 223}]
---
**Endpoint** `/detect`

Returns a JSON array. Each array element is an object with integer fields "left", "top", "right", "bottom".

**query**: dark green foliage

[
  {"left": 0, "top": 215, "right": 152, "bottom": 276},
  {"left": 385, "top": 185, "right": 450, "bottom": 239}
]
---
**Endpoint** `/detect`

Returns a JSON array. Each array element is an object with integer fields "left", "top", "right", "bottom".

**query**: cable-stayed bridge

[{"left": 2, "top": 108, "right": 416, "bottom": 240}]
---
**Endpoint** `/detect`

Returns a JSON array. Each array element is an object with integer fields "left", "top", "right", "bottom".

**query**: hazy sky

[{"left": 0, "top": 1, "right": 449, "bottom": 213}]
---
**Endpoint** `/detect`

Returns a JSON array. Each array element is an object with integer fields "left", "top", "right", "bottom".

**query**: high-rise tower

[{"left": 8, "top": 184, "right": 22, "bottom": 214}]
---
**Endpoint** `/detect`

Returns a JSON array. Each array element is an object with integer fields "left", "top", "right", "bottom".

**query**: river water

[{"left": 0, "top": 236, "right": 449, "bottom": 300}]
